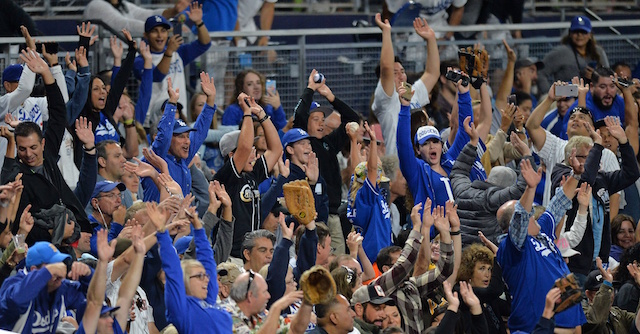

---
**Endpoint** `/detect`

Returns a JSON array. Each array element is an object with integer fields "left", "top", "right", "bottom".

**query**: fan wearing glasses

[
  {"left": 88, "top": 180, "right": 127, "bottom": 256},
  {"left": 146, "top": 201, "right": 233, "bottom": 333}
]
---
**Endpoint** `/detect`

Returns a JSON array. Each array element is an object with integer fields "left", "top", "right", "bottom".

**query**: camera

[
  {"left": 445, "top": 69, "right": 468, "bottom": 87},
  {"left": 617, "top": 77, "right": 632, "bottom": 88}
]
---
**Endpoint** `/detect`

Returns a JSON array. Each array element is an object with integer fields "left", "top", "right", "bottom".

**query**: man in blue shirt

[
  {"left": 88, "top": 180, "right": 127, "bottom": 256},
  {"left": 141, "top": 73, "right": 216, "bottom": 201},
  {"left": 540, "top": 96, "right": 576, "bottom": 138},
  {"left": 496, "top": 159, "right": 586, "bottom": 333},
  {"left": 559, "top": 67, "right": 630, "bottom": 140}
]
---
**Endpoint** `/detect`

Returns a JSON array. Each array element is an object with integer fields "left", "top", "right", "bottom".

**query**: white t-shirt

[
  {"left": 58, "top": 130, "right": 80, "bottom": 190},
  {"left": 535, "top": 130, "right": 620, "bottom": 206},
  {"left": 83, "top": 0, "right": 163, "bottom": 37},
  {"left": 145, "top": 52, "right": 187, "bottom": 128},
  {"left": 371, "top": 79, "right": 429, "bottom": 156},
  {"left": 237, "top": 0, "right": 277, "bottom": 38},
  {"left": 105, "top": 261, "right": 155, "bottom": 334}
]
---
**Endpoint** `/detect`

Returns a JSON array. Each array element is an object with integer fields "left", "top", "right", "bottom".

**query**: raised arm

[
  {"left": 375, "top": 13, "right": 395, "bottom": 96},
  {"left": 617, "top": 74, "right": 640, "bottom": 155},
  {"left": 186, "top": 2, "right": 211, "bottom": 46},
  {"left": 230, "top": 93, "right": 256, "bottom": 172},
  {"left": 252, "top": 96, "right": 283, "bottom": 172},
  {"left": 526, "top": 82, "right": 558, "bottom": 151},
  {"left": 414, "top": 17, "right": 439, "bottom": 92},
  {"left": 412, "top": 200, "right": 433, "bottom": 277},
  {"left": 114, "top": 226, "right": 146, "bottom": 331},
  {"left": 495, "top": 40, "right": 516, "bottom": 112},
  {"left": 508, "top": 159, "right": 541, "bottom": 249}
]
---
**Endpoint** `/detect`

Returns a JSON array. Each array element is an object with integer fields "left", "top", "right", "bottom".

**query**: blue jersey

[
  {"left": 497, "top": 200, "right": 586, "bottom": 332},
  {"left": 560, "top": 91, "right": 625, "bottom": 140},
  {"left": 77, "top": 319, "right": 126, "bottom": 334},
  {"left": 347, "top": 178, "right": 393, "bottom": 263},
  {"left": 540, "top": 108, "right": 566, "bottom": 139},
  {"left": 94, "top": 112, "right": 120, "bottom": 144}
]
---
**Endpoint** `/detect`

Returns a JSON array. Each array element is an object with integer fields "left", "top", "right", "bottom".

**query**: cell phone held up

[
  {"left": 266, "top": 79, "right": 276, "bottom": 94},
  {"left": 507, "top": 94, "right": 517, "bottom": 105},
  {"left": 400, "top": 82, "right": 413, "bottom": 101},
  {"left": 36, "top": 42, "right": 59, "bottom": 54},
  {"left": 555, "top": 84, "right": 579, "bottom": 98},
  {"left": 445, "top": 69, "right": 469, "bottom": 87}
]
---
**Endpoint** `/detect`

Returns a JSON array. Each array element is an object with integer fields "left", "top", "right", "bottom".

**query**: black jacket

[
  {"left": 2, "top": 83, "right": 93, "bottom": 245},
  {"left": 551, "top": 142, "right": 639, "bottom": 275},
  {"left": 293, "top": 88, "right": 361, "bottom": 213}
]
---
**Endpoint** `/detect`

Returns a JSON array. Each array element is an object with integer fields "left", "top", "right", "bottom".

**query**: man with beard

[
  {"left": 559, "top": 66, "right": 635, "bottom": 140},
  {"left": 351, "top": 285, "right": 395, "bottom": 334}
]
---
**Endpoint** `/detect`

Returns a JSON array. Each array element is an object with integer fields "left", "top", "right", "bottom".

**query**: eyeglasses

[
  {"left": 189, "top": 272, "right": 210, "bottom": 281},
  {"left": 98, "top": 193, "right": 124, "bottom": 200},
  {"left": 285, "top": 280, "right": 296, "bottom": 286},
  {"left": 246, "top": 270, "right": 255, "bottom": 299}
]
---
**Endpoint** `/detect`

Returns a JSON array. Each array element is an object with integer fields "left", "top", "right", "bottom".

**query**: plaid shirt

[{"left": 371, "top": 229, "right": 454, "bottom": 334}]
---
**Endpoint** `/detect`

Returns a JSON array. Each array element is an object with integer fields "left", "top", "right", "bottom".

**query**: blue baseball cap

[
  {"left": 570, "top": 16, "right": 592, "bottom": 33},
  {"left": 145, "top": 15, "right": 171, "bottom": 33},
  {"left": 91, "top": 180, "right": 126, "bottom": 200},
  {"left": 282, "top": 128, "right": 310, "bottom": 148},
  {"left": 310, "top": 101, "right": 321, "bottom": 110},
  {"left": 26, "top": 242, "right": 71, "bottom": 267},
  {"left": 100, "top": 305, "right": 121, "bottom": 317},
  {"left": 414, "top": 125, "right": 442, "bottom": 146},
  {"left": 174, "top": 236, "right": 193, "bottom": 255},
  {"left": 173, "top": 119, "right": 195, "bottom": 134},
  {"left": 2, "top": 64, "right": 23, "bottom": 83}
]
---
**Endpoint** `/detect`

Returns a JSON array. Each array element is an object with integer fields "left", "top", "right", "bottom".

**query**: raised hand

[
  {"left": 68, "top": 262, "right": 92, "bottom": 281},
  {"left": 628, "top": 262, "right": 640, "bottom": 286},
  {"left": 213, "top": 181, "right": 231, "bottom": 208},
  {"left": 363, "top": 121, "right": 376, "bottom": 144},
  {"left": 500, "top": 103, "right": 516, "bottom": 132},
  {"left": 478, "top": 231, "right": 498, "bottom": 254},
  {"left": 0, "top": 127, "right": 13, "bottom": 145},
  {"left": 167, "top": 77, "right": 180, "bottom": 104},
  {"left": 279, "top": 213, "right": 295, "bottom": 240},
  {"left": 184, "top": 206, "right": 202, "bottom": 229},
  {"left": 604, "top": 116, "right": 627, "bottom": 144},
  {"left": 397, "top": 84, "right": 412, "bottom": 106},
  {"left": 110, "top": 36, "right": 123, "bottom": 63},
  {"left": 445, "top": 200, "right": 460, "bottom": 230},
  {"left": 543, "top": 287, "right": 562, "bottom": 319},
  {"left": 305, "top": 152, "right": 319, "bottom": 184},
  {"left": 143, "top": 147, "right": 169, "bottom": 174},
  {"left": 4, "top": 114, "right": 20, "bottom": 129},
  {"left": 20, "top": 48, "right": 48, "bottom": 75},
  {"left": 584, "top": 121, "right": 602, "bottom": 145},
  {"left": 510, "top": 131, "right": 531, "bottom": 156},
  {"left": 442, "top": 281, "right": 460, "bottom": 311},
  {"left": 462, "top": 116, "right": 478, "bottom": 144},
  {"left": 18, "top": 204, "right": 34, "bottom": 235},
  {"left": 96, "top": 229, "right": 117, "bottom": 261},
  {"left": 65, "top": 52, "right": 76, "bottom": 72},
  {"left": 568, "top": 148, "right": 584, "bottom": 175},
  {"left": 433, "top": 205, "right": 450, "bottom": 234},
  {"left": 76, "top": 46, "right": 88, "bottom": 68},
  {"left": 410, "top": 202, "right": 423, "bottom": 233},
  {"left": 278, "top": 159, "right": 290, "bottom": 178},
  {"left": 166, "top": 35, "right": 184, "bottom": 55},
  {"left": 576, "top": 182, "right": 592, "bottom": 207},
  {"left": 413, "top": 17, "right": 436, "bottom": 41},
  {"left": 21, "top": 25, "right": 35, "bottom": 50},
  {"left": 520, "top": 159, "right": 542, "bottom": 188},
  {"left": 200, "top": 71, "right": 216, "bottom": 105},
  {"left": 77, "top": 21, "right": 98, "bottom": 46},
  {"left": 145, "top": 202, "right": 168, "bottom": 232},
  {"left": 139, "top": 41, "right": 152, "bottom": 67},
  {"left": 596, "top": 257, "right": 613, "bottom": 283},
  {"left": 459, "top": 281, "right": 482, "bottom": 314},
  {"left": 502, "top": 39, "right": 516, "bottom": 63},
  {"left": 124, "top": 157, "right": 157, "bottom": 179},
  {"left": 374, "top": 13, "right": 391, "bottom": 32},
  {"left": 262, "top": 89, "right": 281, "bottom": 109},
  {"left": 421, "top": 198, "right": 434, "bottom": 233},
  {"left": 346, "top": 231, "right": 364, "bottom": 255},
  {"left": 307, "top": 69, "right": 324, "bottom": 91},
  {"left": 158, "top": 196, "right": 181, "bottom": 219},
  {"left": 207, "top": 181, "right": 222, "bottom": 213},
  {"left": 457, "top": 72, "right": 471, "bottom": 94},
  {"left": 187, "top": 1, "right": 204, "bottom": 24},
  {"left": 38, "top": 42, "right": 58, "bottom": 67},
  {"left": 122, "top": 29, "right": 134, "bottom": 45},
  {"left": 75, "top": 116, "right": 94, "bottom": 147},
  {"left": 316, "top": 82, "right": 334, "bottom": 101},
  {"left": 158, "top": 173, "right": 183, "bottom": 198},
  {"left": 572, "top": 76, "right": 589, "bottom": 97}
]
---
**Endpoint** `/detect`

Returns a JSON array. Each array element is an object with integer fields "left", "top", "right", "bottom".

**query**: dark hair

[
  {"left": 14, "top": 121, "right": 43, "bottom": 141},
  {"left": 611, "top": 213, "right": 635, "bottom": 247},
  {"left": 96, "top": 139, "right": 119, "bottom": 163},
  {"left": 382, "top": 327, "right": 404, "bottom": 334},
  {"left": 315, "top": 295, "right": 342, "bottom": 325},
  {"left": 591, "top": 66, "right": 615, "bottom": 85},
  {"left": 514, "top": 91, "right": 532, "bottom": 106},
  {"left": 457, "top": 243, "right": 494, "bottom": 282},
  {"left": 439, "top": 59, "right": 459, "bottom": 79},
  {"left": 295, "top": 222, "right": 331, "bottom": 255},
  {"left": 230, "top": 69, "right": 266, "bottom": 106},
  {"left": 561, "top": 33, "right": 601, "bottom": 64},
  {"left": 614, "top": 243, "right": 640, "bottom": 284},
  {"left": 375, "top": 56, "right": 403, "bottom": 79},
  {"left": 376, "top": 245, "right": 402, "bottom": 269},
  {"left": 331, "top": 266, "right": 357, "bottom": 301},
  {"left": 612, "top": 61, "right": 631, "bottom": 74},
  {"left": 241, "top": 229, "right": 276, "bottom": 263},
  {"left": 329, "top": 254, "right": 354, "bottom": 273}
]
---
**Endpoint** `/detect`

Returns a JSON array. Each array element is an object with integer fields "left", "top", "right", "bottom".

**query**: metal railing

[{"left": 1, "top": 21, "right": 639, "bottom": 117}]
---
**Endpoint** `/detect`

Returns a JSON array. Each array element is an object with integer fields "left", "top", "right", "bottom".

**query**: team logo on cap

[
  {"left": 417, "top": 126, "right": 439, "bottom": 139},
  {"left": 177, "top": 119, "right": 188, "bottom": 127},
  {"left": 374, "top": 285, "right": 385, "bottom": 297},
  {"left": 155, "top": 16, "right": 162, "bottom": 22},
  {"left": 296, "top": 129, "right": 307, "bottom": 135}
]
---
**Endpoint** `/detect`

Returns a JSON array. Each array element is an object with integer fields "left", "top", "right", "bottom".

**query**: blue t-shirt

[
  {"left": 560, "top": 91, "right": 625, "bottom": 140},
  {"left": 540, "top": 108, "right": 565, "bottom": 139},
  {"left": 95, "top": 113, "right": 120, "bottom": 144},
  {"left": 497, "top": 211, "right": 586, "bottom": 332},
  {"left": 347, "top": 178, "right": 392, "bottom": 263},
  {"left": 198, "top": 0, "right": 237, "bottom": 33},
  {"left": 77, "top": 318, "right": 126, "bottom": 334}
]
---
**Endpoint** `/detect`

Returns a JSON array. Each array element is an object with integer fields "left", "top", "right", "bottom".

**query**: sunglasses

[{"left": 246, "top": 270, "right": 255, "bottom": 299}]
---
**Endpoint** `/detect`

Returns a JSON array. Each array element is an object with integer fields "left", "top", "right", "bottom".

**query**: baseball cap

[
  {"left": 487, "top": 166, "right": 517, "bottom": 188},
  {"left": 145, "top": 15, "right": 171, "bottom": 33},
  {"left": 514, "top": 58, "right": 545, "bottom": 71},
  {"left": 217, "top": 262, "right": 242, "bottom": 286},
  {"left": 414, "top": 125, "right": 442, "bottom": 146},
  {"left": 173, "top": 119, "right": 195, "bottom": 134},
  {"left": 282, "top": 128, "right": 310, "bottom": 148},
  {"left": 584, "top": 269, "right": 605, "bottom": 291},
  {"left": 26, "top": 242, "right": 72, "bottom": 267},
  {"left": 219, "top": 130, "right": 241, "bottom": 158},
  {"left": 174, "top": 236, "right": 193, "bottom": 255},
  {"left": 2, "top": 64, "right": 23, "bottom": 83},
  {"left": 100, "top": 305, "right": 121, "bottom": 317},
  {"left": 570, "top": 16, "right": 592, "bottom": 34},
  {"left": 91, "top": 180, "right": 127, "bottom": 200},
  {"left": 310, "top": 105, "right": 333, "bottom": 117},
  {"left": 350, "top": 284, "right": 394, "bottom": 306},
  {"left": 310, "top": 101, "right": 321, "bottom": 110},
  {"left": 556, "top": 237, "right": 581, "bottom": 258}
]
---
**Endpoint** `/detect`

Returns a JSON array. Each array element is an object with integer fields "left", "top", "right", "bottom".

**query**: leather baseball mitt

[
  {"left": 473, "top": 48, "right": 489, "bottom": 79},
  {"left": 282, "top": 179, "right": 316, "bottom": 225},
  {"left": 553, "top": 273, "right": 583, "bottom": 313},
  {"left": 300, "top": 265, "right": 336, "bottom": 305}
]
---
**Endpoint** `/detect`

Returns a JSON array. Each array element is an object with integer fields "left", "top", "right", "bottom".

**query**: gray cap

[
  {"left": 220, "top": 130, "right": 241, "bottom": 158},
  {"left": 487, "top": 166, "right": 517, "bottom": 188}
]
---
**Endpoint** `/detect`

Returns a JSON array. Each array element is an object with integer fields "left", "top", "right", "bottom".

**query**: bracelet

[
  {"left": 167, "top": 101, "right": 177, "bottom": 106},
  {"left": 569, "top": 170, "right": 581, "bottom": 180},
  {"left": 196, "top": 21, "right": 205, "bottom": 28},
  {"left": 49, "top": 63, "right": 59, "bottom": 68},
  {"left": 6, "top": 261, "right": 16, "bottom": 268},
  {"left": 124, "top": 120, "right": 136, "bottom": 128},
  {"left": 450, "top": 230, "right": 461, "bottom": 236},
  {"left": 83, "top": 145, "right": 95, "bottom": 152},
  {"left": 259, "top": 114, "right": 270, "bottom": 124},
  {"left": 122, "top": 118, "right": 134, "bottom": 126},
  {"left": 163, "top": 53, "right": 173, "bottom": 58},
  {"left": 243, "top": 114, "right": 253, "bottom": 119}
]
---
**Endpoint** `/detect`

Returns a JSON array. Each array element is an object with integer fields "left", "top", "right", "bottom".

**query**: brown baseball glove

[
  {"left": 458, "top": 48, "right": 474, "bottom": 75},
  {"left": 299, "top": 265, "right": 336, "bottom": 305},
  {"left": 282, "top": 179, "right": 316, "bottom": 225},
  {"left": 553, "top": 273, "right": 583, "bottom": 313},
  {"left": 473, "top": 48, "right": 489, "bottom": 79}
]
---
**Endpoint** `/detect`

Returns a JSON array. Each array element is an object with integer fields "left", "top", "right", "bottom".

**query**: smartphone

[
  {"left": 401, "top": 82, "right": 413, "bottom": 101},
  {"left": 555, "top": 84, "right": 579, "bottom": 97},
  {"left": 172, "top": 19, "right": 183, "bottom": 37},
  {"left": 508, "top": 94, "right": 517, "bottom": 105},
  {"left": 588, "top": 61, "right": 598, "bottom": 68},
  {"left": 265, "top": 79, "right": 276, "bottom": 94},
  {"left": 36, "top": 42, "right": 59, "bottom": 54}
]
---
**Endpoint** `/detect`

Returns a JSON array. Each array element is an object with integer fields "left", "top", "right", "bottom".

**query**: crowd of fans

[{"left": 0, "top": 3, "right": 640, "bottom": 334}]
